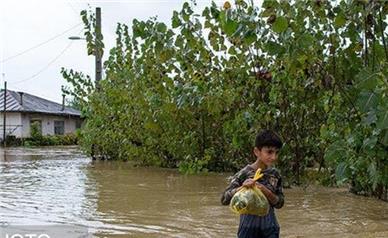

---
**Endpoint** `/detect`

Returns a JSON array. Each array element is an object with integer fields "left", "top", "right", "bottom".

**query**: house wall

[
  {"left": 23, "top": 113, "right": 80, "bottom": 137},
  {"left": 0, "top": 112, "right": 23, "bottom": 139},
  {"left": 0, "top": 112, "right": 81, "bottom": 138},
  {"left": 21, "top": 113, "right": 30, "bottom": 138}
]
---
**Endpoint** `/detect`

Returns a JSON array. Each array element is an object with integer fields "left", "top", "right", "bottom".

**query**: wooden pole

[
  {"left": 3, "top": 81, "right": 7, "bottom": 147},
  {"left": 62, "top": 94, "right": 65, "bottom": 111},
  {"left": 91, "top": 7, "right": 101, "bottom": 159},
  {"left": 95, "top": 7, "right": 102, "bottom": 88}
]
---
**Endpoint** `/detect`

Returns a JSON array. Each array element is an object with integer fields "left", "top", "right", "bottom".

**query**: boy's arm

[
  {"left": 257, "top": 171, "right": 284, "bottom": 209},
  {"left": 220, "top": 169, "right": 246, "bottom": 206},
  {"left": 257, "top": 183, "right": 283, "bottom": 208}
]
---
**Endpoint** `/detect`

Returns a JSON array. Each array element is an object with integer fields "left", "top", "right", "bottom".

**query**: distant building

[{"left": 0, "top": 90, "right": 83, "bottom": 140}]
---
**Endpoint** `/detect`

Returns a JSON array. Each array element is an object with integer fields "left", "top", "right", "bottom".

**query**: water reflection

[
  {"left": 279, "top": 187, "right": 388, "bottom": 238},
  {"left": 86, "top": 162, "right": 235, "bottom": 237},
  {"left": 0, "top": 147, "right": 92, "bottom": 226},
  {"left": 0, "top": 147, "right": 387, "bottom": 237}
]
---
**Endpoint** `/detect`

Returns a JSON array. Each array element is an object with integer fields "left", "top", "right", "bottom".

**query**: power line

[
  {"left": 67, "top": 0, "right": 81, "bottom": 16},
  {"left": 1, "top": 23, "right": 83, "bottom": 64},
  {"left": 11, "top": 26, "right": 84, "bottom": 85},
  {"left": 11, "top": 41, "right": 75, "bottom": 85}
]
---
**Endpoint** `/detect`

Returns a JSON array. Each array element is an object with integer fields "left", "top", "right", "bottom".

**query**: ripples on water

[{"left": 0, "top": 147, "right": 387, "bottom": 237}]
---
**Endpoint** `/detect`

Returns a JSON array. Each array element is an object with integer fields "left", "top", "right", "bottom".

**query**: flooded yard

[{"left": 0, "top": 146, "right": 387, "bottom": 237}]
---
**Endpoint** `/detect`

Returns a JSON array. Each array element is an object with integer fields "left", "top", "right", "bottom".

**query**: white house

[{"left": 0, "top": 90, "right": 83, "bottom": 140}]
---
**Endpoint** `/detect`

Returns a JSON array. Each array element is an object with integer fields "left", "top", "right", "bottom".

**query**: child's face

[{"left": 254, "top": 146, "right": 279, "bottom": 167}]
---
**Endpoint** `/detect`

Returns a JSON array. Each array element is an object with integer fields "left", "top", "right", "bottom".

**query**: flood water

[{"left": 0, "top": 147, "right": 387, "bottom": 237}]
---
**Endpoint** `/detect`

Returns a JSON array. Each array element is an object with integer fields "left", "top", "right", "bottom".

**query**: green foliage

[
  {"left": 63, "top": 0, "right": 388, "bottom": 200},
  {"left": 30, "top": 121, "right": 43, "bottom": 140},
  {"left": 25, "top": 133, "right": 79, "bottom": 146},
  {"left": 4, "top": 135, "right": 22, "bottom": 146}
]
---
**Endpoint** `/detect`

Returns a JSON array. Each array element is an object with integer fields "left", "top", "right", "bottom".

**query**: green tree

[{"left": 62, "top": 0, "right": 388, "bottom": 200}]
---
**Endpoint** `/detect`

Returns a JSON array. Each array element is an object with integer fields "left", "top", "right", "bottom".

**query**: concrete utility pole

[
  {"left": 68, "top": 7, "right": 102, "bottom": 89},
  {"left": 95, "top": 7, "right": 102, "bottom": 87},
  {"left": 3, "top": 81, "right": 6, "bottom": 147}
]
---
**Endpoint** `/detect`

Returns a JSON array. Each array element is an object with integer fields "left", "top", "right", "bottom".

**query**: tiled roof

[{"left": 0, "top": 90, "right": 81, "bottom": 117}]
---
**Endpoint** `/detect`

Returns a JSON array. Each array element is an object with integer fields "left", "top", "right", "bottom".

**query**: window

[
  {"left": 75, "top": 120, "right": 82, "bottom": 129},
  {"left": 54, "top": 121, "right": 64, "bottom": 135}
]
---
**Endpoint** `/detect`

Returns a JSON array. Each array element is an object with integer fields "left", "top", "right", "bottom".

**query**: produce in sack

[{"left": 230, "top": 168, "right": 269, "bottom": 216}]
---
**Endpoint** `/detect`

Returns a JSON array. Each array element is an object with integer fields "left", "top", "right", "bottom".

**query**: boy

[{"left": 221, "top": 129, "right": 284, "bottom": 238}]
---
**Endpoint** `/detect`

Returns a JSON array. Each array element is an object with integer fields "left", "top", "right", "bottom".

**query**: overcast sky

[{"left": 0, "top": 0, "right": 225, "bottom": 103}]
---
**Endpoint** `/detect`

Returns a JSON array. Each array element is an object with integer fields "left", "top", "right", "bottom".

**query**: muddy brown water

[{"left": 0, "top": 147, "right": 387, "bottom": 237}]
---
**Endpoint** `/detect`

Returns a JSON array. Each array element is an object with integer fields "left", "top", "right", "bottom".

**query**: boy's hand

[
  {"left": 256, "top": 183, "right": 279, "bottom": 205},
  {"left": 242, "top": 178, "right": 256, "bottom": 188}
]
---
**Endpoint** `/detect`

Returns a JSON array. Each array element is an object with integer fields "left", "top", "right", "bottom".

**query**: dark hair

[{"left": 255, "top": 129, "right": 283, "bottom": 149}]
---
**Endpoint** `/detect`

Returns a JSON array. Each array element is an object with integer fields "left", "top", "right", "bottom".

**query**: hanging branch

[
  {"left": 330, "top": 35, "right": 336, "bottom": 78},
  {"left": 379, "top": 10, "right": 388, "bottom": 61},
  {"left": 200, "top": 109, "right": 206, "bottom": 159},
  {"left": 249, "top": 47, "right": 259, "bottom": 79},
  {"left": 372, "top": 21, "right": 376, "bottom": 71},
  {"left": 364, "top": 5, "right": 369, "bottom": 67},
  {"left": 369, "top": 4, "right": 376, "bottom": 71}
]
